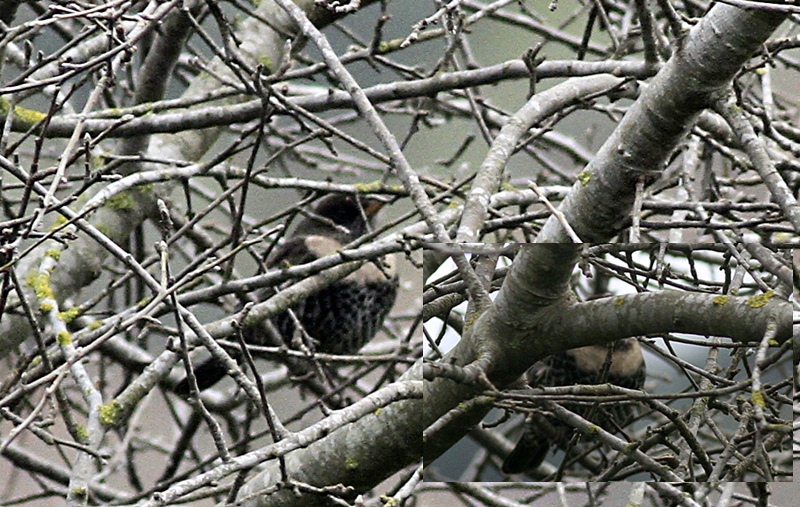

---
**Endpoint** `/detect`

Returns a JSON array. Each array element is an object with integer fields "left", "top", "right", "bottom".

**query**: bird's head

[{"left": 294, "top": 193, "right": 388, "bottom": 244}]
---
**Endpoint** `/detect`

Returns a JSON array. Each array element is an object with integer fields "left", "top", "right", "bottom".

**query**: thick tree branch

[
  {"left": 424, "top": 244, "right": 792, "bottom": 464},
  {"left": 537, "top": 3, "right": 787, "bottom": 242}
]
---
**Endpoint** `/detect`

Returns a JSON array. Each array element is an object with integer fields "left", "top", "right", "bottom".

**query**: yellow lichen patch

[
  {"left": 257, "top": 55, "right": 274, "bottom": 73},
  {"left": 353, "top": 181, "right": 384, "bottom": 193},
  {"left": 56, "top": 330, "right": 72, "bottom": 346},
  {"left": 99, "top": 400, "right": 122, "bottom": 427},
  {"left": 15, "top": 105, "right": 47, "bottom": 124},
  {"left": 751, "top": 389, "right": 765, "bottom": 408},
  {"left": 45, "top": 249, "right": 62, "bottom": 261},
  {"left": 577, "top": 170, "right": 591, "bottom": 185},
  {"left": 464, "top": 312, "right": 479, "bottom": 330},
  {"left": 746, "top": 290, "right": 774, "bottom": 309},
  {"left": 74, "top": 423, "right": 89, "bottom": 443},
  {"left": 344, "top": 456, "right": 359, "bottom": 470},
  {"left": 48, "top": 215, "right": 70, "bottom": 232},
  {"left": 58, "top": 307, "right": 81, "bottom": 323},
  {"left": 26, "top": 271, "right": 54, "bottom": 301},
  {"left": 712, "top": 295, "right": 729, "bottom": 306},
  {"left": 0, "top": 98, "right": 47, "bottom": 128},
  {"left": 106, "top": 191, "right": 136, "bottom": 211}
]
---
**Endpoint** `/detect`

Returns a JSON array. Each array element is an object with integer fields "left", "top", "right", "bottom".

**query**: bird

[
  {"left": 175, "top": 193, "right": 398, "bottom": 394},
  {"left": 501, "top": 337, "right": 645, "bottom": 475}
]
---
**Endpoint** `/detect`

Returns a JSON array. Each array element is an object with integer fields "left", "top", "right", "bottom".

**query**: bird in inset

[
  {"left": 501, "top": 337, "right": 645, "bottom": 475},
  {"left": 175, "top": 193, "right": 398, "bottom": 394}
]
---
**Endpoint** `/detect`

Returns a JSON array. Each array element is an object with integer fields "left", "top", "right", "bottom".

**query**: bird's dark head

[{"left": 294, "top": 193, "right": 388, "bottom": 244}]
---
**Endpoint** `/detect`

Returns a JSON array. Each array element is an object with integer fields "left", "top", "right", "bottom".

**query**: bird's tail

[
  {"left": 173, "top": 354, "right": 237, "bottom": 396},
  {"left": 501, "top": 432, "right": 551, "bottom": 475}
]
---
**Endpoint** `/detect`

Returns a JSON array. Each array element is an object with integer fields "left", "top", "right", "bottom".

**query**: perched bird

[
  {"left": 176, "top": 193, "right": 398, "bottom": 394},
  {"left": 501, "top": 338, "right": 645, "bottom": 475}
]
